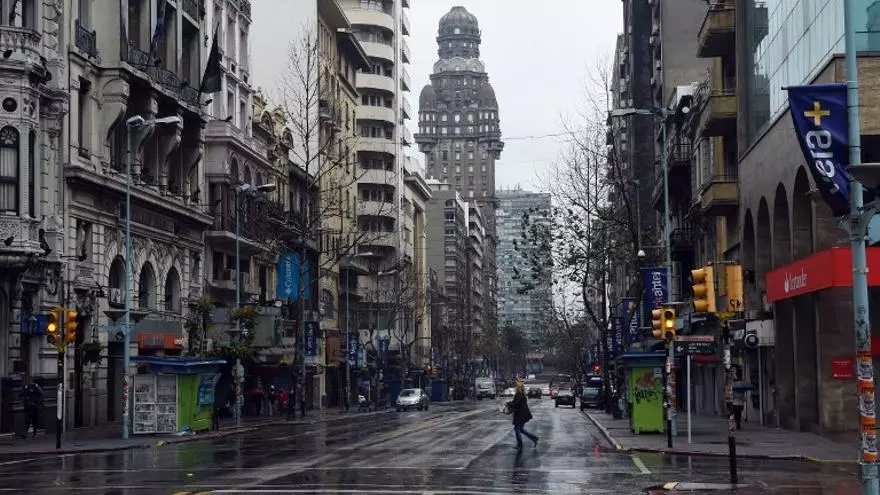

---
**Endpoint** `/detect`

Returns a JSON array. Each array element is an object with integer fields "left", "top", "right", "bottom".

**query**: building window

[
  {"left": 455, "top": 152, "right": 461, "bottom": 160},
  {"left": 441, "top": 114, "right": 448, "bottom": 122},
  {"left": 0, "top": 126, "right": 19, "bottom": 214},
  {"left": 27, "top": 130, "right": 34, "bottom": 217}
]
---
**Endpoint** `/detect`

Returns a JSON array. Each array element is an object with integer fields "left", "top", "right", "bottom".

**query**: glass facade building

[
  {"left": 745, "top": 0, "right": 880, "bottom": 143},
  {"left": 496, "top": 189, "right": 552, "bottom": 347}
]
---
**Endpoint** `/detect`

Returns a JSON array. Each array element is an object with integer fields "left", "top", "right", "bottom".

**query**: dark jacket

[{"left": 507, "top": 391, "right": 532, "bottom": 426}]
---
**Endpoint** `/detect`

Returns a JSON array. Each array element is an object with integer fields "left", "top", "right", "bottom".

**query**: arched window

[
  {"left": 230, "top": 158, "right": 239, "bottom": 182},
  {"left": 164, "top": 267, "right": 181, "bottom": 313},
  {"left": 244, "top": 166, "right": 252, "bottom": 186},
  {"left": 138, "top": 262, "right": 157, "bottom": 310},
  {"left": 27, "top": 130, "right": 35, "bottom": 217},
  {"left": 0, "top": 126, "right": 19, "bottom": 214}
]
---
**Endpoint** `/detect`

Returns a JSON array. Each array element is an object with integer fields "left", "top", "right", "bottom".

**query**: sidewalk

[
  {"left": 0, "top": 407, "right": 392, "bottom": 457},
  {"left": 584, "top": 409, "right": 859, "bottom": 463}
]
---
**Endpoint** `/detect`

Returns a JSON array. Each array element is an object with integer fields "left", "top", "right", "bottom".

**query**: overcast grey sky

[
  {"left": 406, "top": 1, "right": 621, "bottom": 192},
  {"left": 251, "top": 1, "right": 622, "bottom": 192}
]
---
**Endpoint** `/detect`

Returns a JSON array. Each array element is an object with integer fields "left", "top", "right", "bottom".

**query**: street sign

[{"left": 674, "top": 335, "right": 717, "bottom": 356}]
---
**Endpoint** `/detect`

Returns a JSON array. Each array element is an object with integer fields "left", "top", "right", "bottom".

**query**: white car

[
  {"left": 396, "top": 388, "right": 429, "bottom": 411},
  {"left": 501, "top": 387, "right": 516, "bottom": 398}
]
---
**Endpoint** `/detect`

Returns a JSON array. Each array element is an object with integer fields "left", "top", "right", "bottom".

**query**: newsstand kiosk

[
  {"left": 130, "top": 357, "right": 225, "bottom": 434},
  {"left": 620, "top": 352, "right": 666, "bottom": 434}
]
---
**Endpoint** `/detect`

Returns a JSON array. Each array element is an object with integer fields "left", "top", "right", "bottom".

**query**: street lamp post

[
  {"left": 122, "top": 115, "right": 181, "bottom": 440},
  {"left": 610, "top": 106, "right": 676, "bottom": 436},
  {"left": 840, "top": 1, "right": 879, "bottom": 492},
  {"left": 233, "top": 182, "right": 276, "bottom": 426},
  {"left": 344, "top": 251, "right": 373, "bottom": 408}
]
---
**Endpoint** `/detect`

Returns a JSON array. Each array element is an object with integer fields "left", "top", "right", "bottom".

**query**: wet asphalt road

[{"left": 0, "top": 399, "right": 863, "bottom": 494}]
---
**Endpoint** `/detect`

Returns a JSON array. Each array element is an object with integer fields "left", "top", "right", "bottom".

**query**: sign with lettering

[
  {"left": 277, "top": 252, "right": 312, "bottom": 302},
  {"left": 831, "top": 356, "right": 855, "bottom": 380},
  {"left": 786, "top": 84, "right": 852, "bottom": 218},
  {"left": 641, "top": 266, "right": 668, "bottom": 309}
]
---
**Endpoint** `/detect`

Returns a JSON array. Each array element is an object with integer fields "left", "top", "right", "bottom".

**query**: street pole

[
  {"left": 664, "top": 335, "right": 673, "bottom": 449},
  {"left": 722, "top": 317, "right": 737, "bottom": 484},
  {"left": 660, "top": 113, "right": 677, "bottom": 437},
  {"left": 122, "top": 125, "right": 133, "bottom": 440},
  {"left": 234, "top": 187, "right": 242, "bottom": 427},
  {"left": 844, "top": 1, "right": 879, "bottom": 492},
  {"left": 55, "top": 310, "right": 64, "bottom": 449},
  {"left": 687, "top": 353, "right": 692, "bottom": 444},
  {"left": 345, "top": 268, "right": 351, "bottom": 408}
]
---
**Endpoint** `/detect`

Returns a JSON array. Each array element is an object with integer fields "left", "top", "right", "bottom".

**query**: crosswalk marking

[{"left": 631, "top": 454, "right": 651, "bottom": 474}]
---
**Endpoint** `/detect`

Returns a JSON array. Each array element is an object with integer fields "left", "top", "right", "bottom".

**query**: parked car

[
  {"left": 396, "top": 388, "right": 429, "bottom": 412},
  {"left": 555, "top": 388, "right": 576, "bottom": 408},
  {"left": 501, "top": 387, "right": 516, "bottom": 398},
  {"left": 527, "top": 387, "right": 542, "bottom": 399},
  {"left": 542, "top": 386, "right": 551, "bottom": 396},
  {"left": 580, "top": 386, "right": 605, "bottom": 410}
]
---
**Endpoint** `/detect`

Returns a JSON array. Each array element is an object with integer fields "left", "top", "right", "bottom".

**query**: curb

[
  {"left": 581, "top": 411, "right": 855, "bottom": 463},
  {"left": 582, "top": 410, "right": 623, "bottom": 451},
  {"left": 0, "top": 409, "right": 394, "bottom": 457}
]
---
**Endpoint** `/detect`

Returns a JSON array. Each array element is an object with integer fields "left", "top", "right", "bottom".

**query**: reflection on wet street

[{"left": 0, "top": 400, "right": 861, "bottom": 494}]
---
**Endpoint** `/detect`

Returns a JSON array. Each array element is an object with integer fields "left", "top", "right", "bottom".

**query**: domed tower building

[{"left": 416, "top": 6, "right": 503, "bottom": 357}]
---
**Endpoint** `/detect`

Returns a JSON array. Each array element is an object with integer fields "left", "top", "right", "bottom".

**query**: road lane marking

[
  {"left": 0, "top": 457, "right": 38, "bottom": 467},
  {"left": 631, "top": 454, "right": 651, "bottom": 474}
]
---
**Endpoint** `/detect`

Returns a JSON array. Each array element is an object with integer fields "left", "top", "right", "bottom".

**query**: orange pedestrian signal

[{"left": 65, "top": 310, "right": 78, "bottom": 345}]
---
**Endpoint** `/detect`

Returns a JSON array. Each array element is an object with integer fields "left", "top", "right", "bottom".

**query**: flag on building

[
  {"left": 786, "top": 83, "right": 852, "bottom": 217},
  {"left": 150, "top": 0, "right": 167, "bottom": 56},
  {"left": 199, "top": 23, "right": 223, "bottom": 94}
]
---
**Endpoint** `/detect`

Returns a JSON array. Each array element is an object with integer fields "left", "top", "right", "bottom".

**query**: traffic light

[
  {"left": 725, "top": 264, "right": 744, "bottom": 313},
  {"left": 652, "top": 308, "right": 664, "bottom": 338},
  {"left": 65, "top": 310, "right": 78, "bottom": 345},
  {"left": 46, "top": 308, "right": 61, "bottom": 346},
  {"left": 662, "top": 308, "right": 676, "bottom": 340},
  {"left": 691, "top": 266, "right": 717, "bottom": 313}
]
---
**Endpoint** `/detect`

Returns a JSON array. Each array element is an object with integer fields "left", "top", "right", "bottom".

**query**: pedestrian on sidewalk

[
  {"left": 506, "top": 380, "right": 538, "bottom": 453},
  {"left": 287, "top": 386, "right": 295, "bottom": 420},
  {"left": 20, "top": 378, "right": 43, "bottom": 439},
  {"left": 297, "top": 382, "right": 307, "bottom": 418},
  {"left": 278, "top": 387, "right": 289, "bottom": 418},
  {"left": 267, "top": 385, "right": 277, "bottom": 417},
  {"left": 732, "top": 389, "right": 746, "bottom": 430}
]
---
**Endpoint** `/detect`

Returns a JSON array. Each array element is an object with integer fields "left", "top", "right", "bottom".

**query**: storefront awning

[
  {"left": 765, "top": 247, "right": 880, "bottom": 302},
  {"left": 130, "top": 356, "right": 227, "bottom": 374}
]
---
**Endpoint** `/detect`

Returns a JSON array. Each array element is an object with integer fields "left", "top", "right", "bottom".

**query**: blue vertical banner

[
  {"left": 347, "top": 332, "right": 359, "bottom": 367},
  {"left": 378, "top": 337, "right": 390, "bottom": 362},
  {"left": 305, "top": 321, "right": 319, "bottom": 366},
  {"left": 786, "top": 83, "right": 852, "bottom": 217},
  {"left": 623, "top": 297, "right": 640, "bottom": 344},
  {"left": 641, "top": 266, "right": 669, "bottom": 309},
  {"left": 277, "top": 252, "right": 312, "bottom": 302}
]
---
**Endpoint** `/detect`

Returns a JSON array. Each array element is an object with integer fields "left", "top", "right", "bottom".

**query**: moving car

[
  {"left": 501, "top": 387, "right": 516, "bottom": 398},
  {"left": 396, "top": 388, "right": 429, "bottom": 412},
  {"left": 555, "top": 388, "right": 576, "bottom": 408},
  {"left": 580, "top": 386, "right": 604, "bottom": 410},
  {"left": 527, "top": 387, "right": 542, "bottom": 399},
  {"left": 475, "top": 377, "right": 496, "bottom": 400}
]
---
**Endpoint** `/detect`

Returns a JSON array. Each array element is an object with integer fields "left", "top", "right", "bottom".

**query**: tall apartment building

[
  {"left": 495, "top": 189, "right": 552, "bottom": 347},
  {"left": 424, "top": 181, "right": 469, "bottom": 377},
  {"left": 466, "top": 203, "right": 485, "bottom": 337},
  {"left": 733, "top": 2, "right": 880, "bottom": 435},
  {"left": 607, "top": 0, "right": 657, "bottom": 311}
]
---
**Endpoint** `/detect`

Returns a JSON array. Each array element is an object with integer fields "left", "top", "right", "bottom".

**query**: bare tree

[
  {"left": 514, "top": 58, "right": 645, "bottom": 365},
  {"left": 257, "top": 26, "right": 400, "bottom": 372}
]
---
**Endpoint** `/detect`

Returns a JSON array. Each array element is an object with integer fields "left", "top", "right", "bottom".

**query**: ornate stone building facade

[{"left": 415, "top": 6, "right": 503, "bottom": 344}]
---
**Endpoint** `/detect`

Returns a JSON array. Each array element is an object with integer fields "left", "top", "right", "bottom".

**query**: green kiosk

[
  {"left": 130, "top": 357, "right": 226, "bottom": 435},
  {"left": 620, "top": 352, "right": 666, "bottom": 434}
]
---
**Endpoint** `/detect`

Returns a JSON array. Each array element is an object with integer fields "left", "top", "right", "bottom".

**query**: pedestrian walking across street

[{"left": 506, "top": 380, "right": 538, "bottom": 452}]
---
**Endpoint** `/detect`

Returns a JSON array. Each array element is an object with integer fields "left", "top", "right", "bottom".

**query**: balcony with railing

[
  {"left": 182, "top": 0, "right": 201, "bottom": 20},
  {"left": 123, "top": 44, "right": 200, "bottom": 107},
  {"left": 699, "top": 173, "right": 739, "bottom": 217},
  {"left": 693, "top": 75, "right": 737, "bottom": 137},
  {"left": 697, "top": 0, "right": 736, "bottom": 58},
  {"left": 74, "top": 19, "right": 98, "bottom": 59}
]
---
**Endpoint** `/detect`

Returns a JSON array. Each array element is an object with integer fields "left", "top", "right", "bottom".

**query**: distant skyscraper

[
  {"left": 496, "top": 189, "right": 552, "bottom": 346},
  {"left": 415, "top": 6, "right": 503, "bottom": 339}
]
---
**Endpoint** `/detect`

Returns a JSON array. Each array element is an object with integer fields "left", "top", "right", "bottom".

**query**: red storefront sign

[
  {"left": 138, "top": 333, "right": 185, "bottom": 350},
  {"left": 831, "top": 356, "right": 855, "bottom": 380},
  {"left": 765, "top": 247, "right": 880, "bottom": 302}
]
